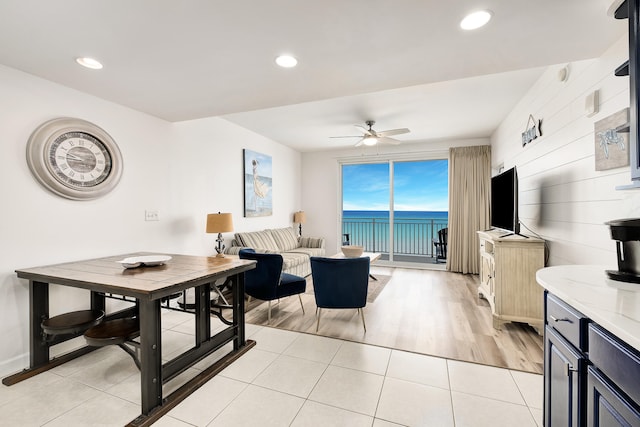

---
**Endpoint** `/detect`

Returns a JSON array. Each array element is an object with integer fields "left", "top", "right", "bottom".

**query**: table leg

[
  {"left": 138, "top": 299, "right": 162, "bottom": 415},
  {"left": 29, "top": 281, "right": 49, "bottom": 367},
  {"left": 232, "top": 273, "right": 246, "bottom": 350},
  {"left": 91, "top": 290, "right": 106, "bottom": 313},
  {"left": 194, "top": 283, "right": 211, "bottom": 345}
]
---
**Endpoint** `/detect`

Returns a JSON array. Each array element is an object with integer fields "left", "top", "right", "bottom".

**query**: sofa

[{"left": 224, "top": 227, "right": 325, "bottom": 277}]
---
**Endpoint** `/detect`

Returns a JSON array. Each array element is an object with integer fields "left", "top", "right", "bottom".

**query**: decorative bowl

[{"left": 341, "top": 245, "right": 364, "bottom": 258}]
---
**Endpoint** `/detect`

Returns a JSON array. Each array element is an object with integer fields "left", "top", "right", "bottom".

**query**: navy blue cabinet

[
  {"left": 587, "top": 366, "right": 640, "bottom": 427},
  {"left": 544, "top": 292, "right": 589, "bottom": 427},
  {"left": 544, "top": 292, "right": 640, "bottom": 427},
  {"left": 545, "top": 326, "right": 586, "bottom": 427},
  {"left": 587, "top": 324, "right": 640, "bottom": 427}
]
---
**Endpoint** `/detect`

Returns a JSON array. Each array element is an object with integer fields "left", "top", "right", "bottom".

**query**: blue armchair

[
  {"left": 239, "top": 248, "right": 307, "bottom": 323},
  {"left": 310, "top": 256, "right": 370, "bottom": 332}
]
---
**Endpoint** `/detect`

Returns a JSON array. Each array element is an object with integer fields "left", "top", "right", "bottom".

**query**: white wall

[
  {"left": 301, "top": 138, "right": 489, "bottom": 253},
  {"left": 491, "top": 36, "right": 640, "bottom": 266},
  {"left": 0, "top": 65, "right": 301, "bottom": 376},
  {"left": 167, "top": 117, "right": 302, "bottom": 255}
]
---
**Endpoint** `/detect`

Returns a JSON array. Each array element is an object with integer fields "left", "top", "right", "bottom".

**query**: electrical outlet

[{"left": 145, "top": 210, "right": 159, "bottom": 221}]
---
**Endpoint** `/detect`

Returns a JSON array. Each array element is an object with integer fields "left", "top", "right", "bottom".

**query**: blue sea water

[
  {"left": 342, "top": 210, "right": 448, "bottom": 255},
  {"left": 343, "top": 210, "right": 448, "bottom": 221}
]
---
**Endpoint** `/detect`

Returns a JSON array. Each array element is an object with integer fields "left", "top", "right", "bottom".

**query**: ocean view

[
  {"left": 342, "top": 210, "right": 448, "bottom": 256},
  {"left": 343, "top": 210, "right": 448, "bottom": 221}
]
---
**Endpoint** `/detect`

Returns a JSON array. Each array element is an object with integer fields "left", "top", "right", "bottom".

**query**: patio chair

[{"left": 433, "top": 227, "right": 448, "bottom": 263}]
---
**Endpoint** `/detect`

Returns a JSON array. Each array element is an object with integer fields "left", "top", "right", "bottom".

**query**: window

[{"left": 342, "top": 159, "right": 448, "bottom": 265}]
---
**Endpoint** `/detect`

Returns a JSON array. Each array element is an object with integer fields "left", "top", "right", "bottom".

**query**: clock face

[
  {"left": 49, "top": 131, "right": 113, "bottom": 188},
  {"left": 26, "top": 118, "right": 123, "bottom": 200}
]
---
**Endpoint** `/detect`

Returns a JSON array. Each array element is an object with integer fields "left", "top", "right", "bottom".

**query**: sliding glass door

[
  {"left": 391, "top": 159, "right": 448, "bottom": 264},
  {"left": 341, "top": 163, "right": 390, "bottom": 254},
  {"left": 342, "top": 158, "right": 448, "bottom": 265}
]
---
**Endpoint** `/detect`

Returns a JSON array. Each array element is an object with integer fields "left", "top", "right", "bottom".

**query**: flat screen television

[{"left": 490, "top": 166, "right": 520, "bottom": 235}]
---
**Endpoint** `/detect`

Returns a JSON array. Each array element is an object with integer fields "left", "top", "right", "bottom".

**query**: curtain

[{"left": 447, "top": 145, "right": 491, "bottom": 274}]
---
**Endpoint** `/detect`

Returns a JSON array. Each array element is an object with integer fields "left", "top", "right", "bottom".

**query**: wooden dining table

[{"left": 4, "top": 252, "right": 256, "bottom": 427}]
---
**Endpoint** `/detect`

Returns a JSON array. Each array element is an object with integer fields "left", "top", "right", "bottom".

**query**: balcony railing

[{"left": 342, "top": 217, "right": 448, "bottom": 258}]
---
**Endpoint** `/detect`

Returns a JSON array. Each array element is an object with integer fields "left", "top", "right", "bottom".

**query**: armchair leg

[
  {"left": 358, "top": 308, "right": 367, "bottom": 332},
  {"left": 316, "top": 308, "right": 322, "bottom": 332},
  {"left": 298, "top": 294, "right": 305, "bottom": 314}
]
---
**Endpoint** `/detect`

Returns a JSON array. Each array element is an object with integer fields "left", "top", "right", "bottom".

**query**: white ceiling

[{"left": 0, "top": 0, "right": 626, "bottom": 152}]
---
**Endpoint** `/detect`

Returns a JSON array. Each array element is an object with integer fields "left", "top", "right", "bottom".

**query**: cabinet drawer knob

[{"left": 550, "top": 315, "right": 572, "bottom": 323}]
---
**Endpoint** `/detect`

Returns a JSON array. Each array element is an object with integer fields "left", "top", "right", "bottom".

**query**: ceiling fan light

[
  {"left": 460, "top": 10, "right": 492, "bottom": 30},
  {"left": 363, "top": 136, "right": 378, "bottom": 146}
]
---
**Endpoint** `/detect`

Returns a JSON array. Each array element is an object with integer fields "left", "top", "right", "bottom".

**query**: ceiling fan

[{"left": 330, "top": 120, "right": 410, "bottom": 147}]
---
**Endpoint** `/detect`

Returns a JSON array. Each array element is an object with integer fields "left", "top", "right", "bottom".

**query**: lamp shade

[
  {"left": 293, "top": 211, "right": 306, "bottom": 224},
  {"left": 206, "top": 213, "right": 234, "bottom": 233}
]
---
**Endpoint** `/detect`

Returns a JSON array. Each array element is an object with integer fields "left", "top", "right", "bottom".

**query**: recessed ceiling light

[
  {"left": 75, "top": 57, "right": 103, "bottom": 70},
  {"left": 275, "top": 55, "right": 297, "bottom": 68},
  {"left": 460, "top": 10, "right": 492, "bottom": 30}
]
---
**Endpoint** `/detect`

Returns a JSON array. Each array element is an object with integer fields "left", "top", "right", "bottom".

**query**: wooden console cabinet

[{"left": 477, "top": 230, "right": 545, "bottom": 332}]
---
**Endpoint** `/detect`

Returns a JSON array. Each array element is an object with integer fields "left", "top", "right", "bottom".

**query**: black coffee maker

[{"left": 606, "top": 218, "right": 640, "bottom": 283}]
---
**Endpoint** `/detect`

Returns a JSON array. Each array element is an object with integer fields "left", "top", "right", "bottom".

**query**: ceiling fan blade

[
  {"left": 354, "top": 125, "right": 373, "bottom": 136},
  {"left": 379, "top": 136, "right": 401, "bottom": 145},
  {"left": 354, "top": 137, "right": 367, "bottom": 147},
  {"left": 330, "top": 135, "right": 364, "bottom": 138},
  {"left": 376, "top": 128, "right": 410, "bottom": 137}
]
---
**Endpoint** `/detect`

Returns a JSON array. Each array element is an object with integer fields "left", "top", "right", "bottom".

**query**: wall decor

[
  {"left": 243, "top": 149, "right": 272, "bottom": 217},
  {"left": 522, "top": 114, "right": 542, "bottom": 147},
  {"left": 594, "top": 108, "right": 629, "bottom": 171},
  {"left": 26, "top": 117, "right": 123, "bottom": 200}
]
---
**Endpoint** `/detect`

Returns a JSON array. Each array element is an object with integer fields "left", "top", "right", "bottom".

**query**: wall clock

[{"left": 26, "top": 117, "right": 123, "bottom": 200}]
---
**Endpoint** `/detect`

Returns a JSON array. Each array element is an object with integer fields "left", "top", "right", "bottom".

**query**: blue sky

[{"left": 342, "top": 160, "right": 449, "bottom": 211}]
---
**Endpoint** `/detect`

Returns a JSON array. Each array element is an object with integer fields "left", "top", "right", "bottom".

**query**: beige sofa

[{"left": 224, "top": 227, "right": 325, "bottom": 277}]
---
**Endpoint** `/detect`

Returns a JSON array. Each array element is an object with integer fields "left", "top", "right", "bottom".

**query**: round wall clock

[{"left": 26, "top": 117, "right": 123, "bottom": 200}]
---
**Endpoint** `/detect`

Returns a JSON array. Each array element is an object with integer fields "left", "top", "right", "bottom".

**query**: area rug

[{"left": 304, "top": 274, "right": 391, "bottom": 303}]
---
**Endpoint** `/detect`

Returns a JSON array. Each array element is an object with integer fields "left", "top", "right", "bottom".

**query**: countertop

[{"left": 536, "top": 265, "right": 640, "bottom": 352}]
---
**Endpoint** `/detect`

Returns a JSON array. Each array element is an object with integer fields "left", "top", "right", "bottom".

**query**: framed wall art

[
  {"left": 243, "top": 149, "right": 272, "bottom": 217},
  {"left": 594, "top": 108, "right": 630, "bottom": 171}
]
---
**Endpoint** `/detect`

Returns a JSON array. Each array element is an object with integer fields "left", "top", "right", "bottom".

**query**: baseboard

[{"left": 0, "top": 353, "right": 28, "bottom": 378}]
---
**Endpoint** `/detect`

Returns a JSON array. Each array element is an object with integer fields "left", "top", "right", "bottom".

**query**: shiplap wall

[{"left": 491, "top": 36, "right": 640, "bottom": 267}]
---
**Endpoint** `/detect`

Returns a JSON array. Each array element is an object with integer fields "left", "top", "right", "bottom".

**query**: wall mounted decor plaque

[{"left": 595, "top": 108, "right": 629, "bottom": 171}]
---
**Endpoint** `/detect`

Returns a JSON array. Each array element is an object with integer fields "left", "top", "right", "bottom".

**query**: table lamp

[
  {"left": 206, "top": 212, "right": 234, "bottom": 257},
  {"left": 293, "top": 211, "right": 306, "bottom": 237}
]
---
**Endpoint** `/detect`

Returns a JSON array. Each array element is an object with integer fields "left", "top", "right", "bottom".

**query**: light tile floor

[{"left": 0, "top": 310, "right": 543, "bottom": 426}]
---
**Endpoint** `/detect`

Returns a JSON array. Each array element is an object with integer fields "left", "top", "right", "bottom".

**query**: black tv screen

[{"left": 491, "top": 166, "right": 520, "bottom": 234}]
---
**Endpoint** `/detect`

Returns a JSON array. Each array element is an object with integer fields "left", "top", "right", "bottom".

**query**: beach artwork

[{"left": 243, "top": 149, "right": 272, "bottom": 217}]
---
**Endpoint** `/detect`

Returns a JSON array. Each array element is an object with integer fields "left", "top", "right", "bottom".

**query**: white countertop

[{"left": 536, "top": 265, "right": 640, "bottom": 352}]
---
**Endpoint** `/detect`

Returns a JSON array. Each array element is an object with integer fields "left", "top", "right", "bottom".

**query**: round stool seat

[
  {"left": 41, "top": 309, "right": 105, "bottom": 335},
  {"left": 84, "top": 318, "right": 139, "bottom": 347}
]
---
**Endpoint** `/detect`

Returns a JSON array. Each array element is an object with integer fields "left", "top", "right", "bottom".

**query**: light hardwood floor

[{"left": 243, "top": 265, "right": 544, "bottom": 374}]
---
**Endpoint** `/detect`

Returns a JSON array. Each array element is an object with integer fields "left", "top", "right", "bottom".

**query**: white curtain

[{"left": 447, "top": 145, "right": 491, "bottom": 274}]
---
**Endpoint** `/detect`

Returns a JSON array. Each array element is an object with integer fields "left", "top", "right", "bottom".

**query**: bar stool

[
  {"left": 41, "top": 309, "right": 105, "bottom": 340},
  {"left": 83, "top": 317, "right": 141, "bottom": 369}
]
